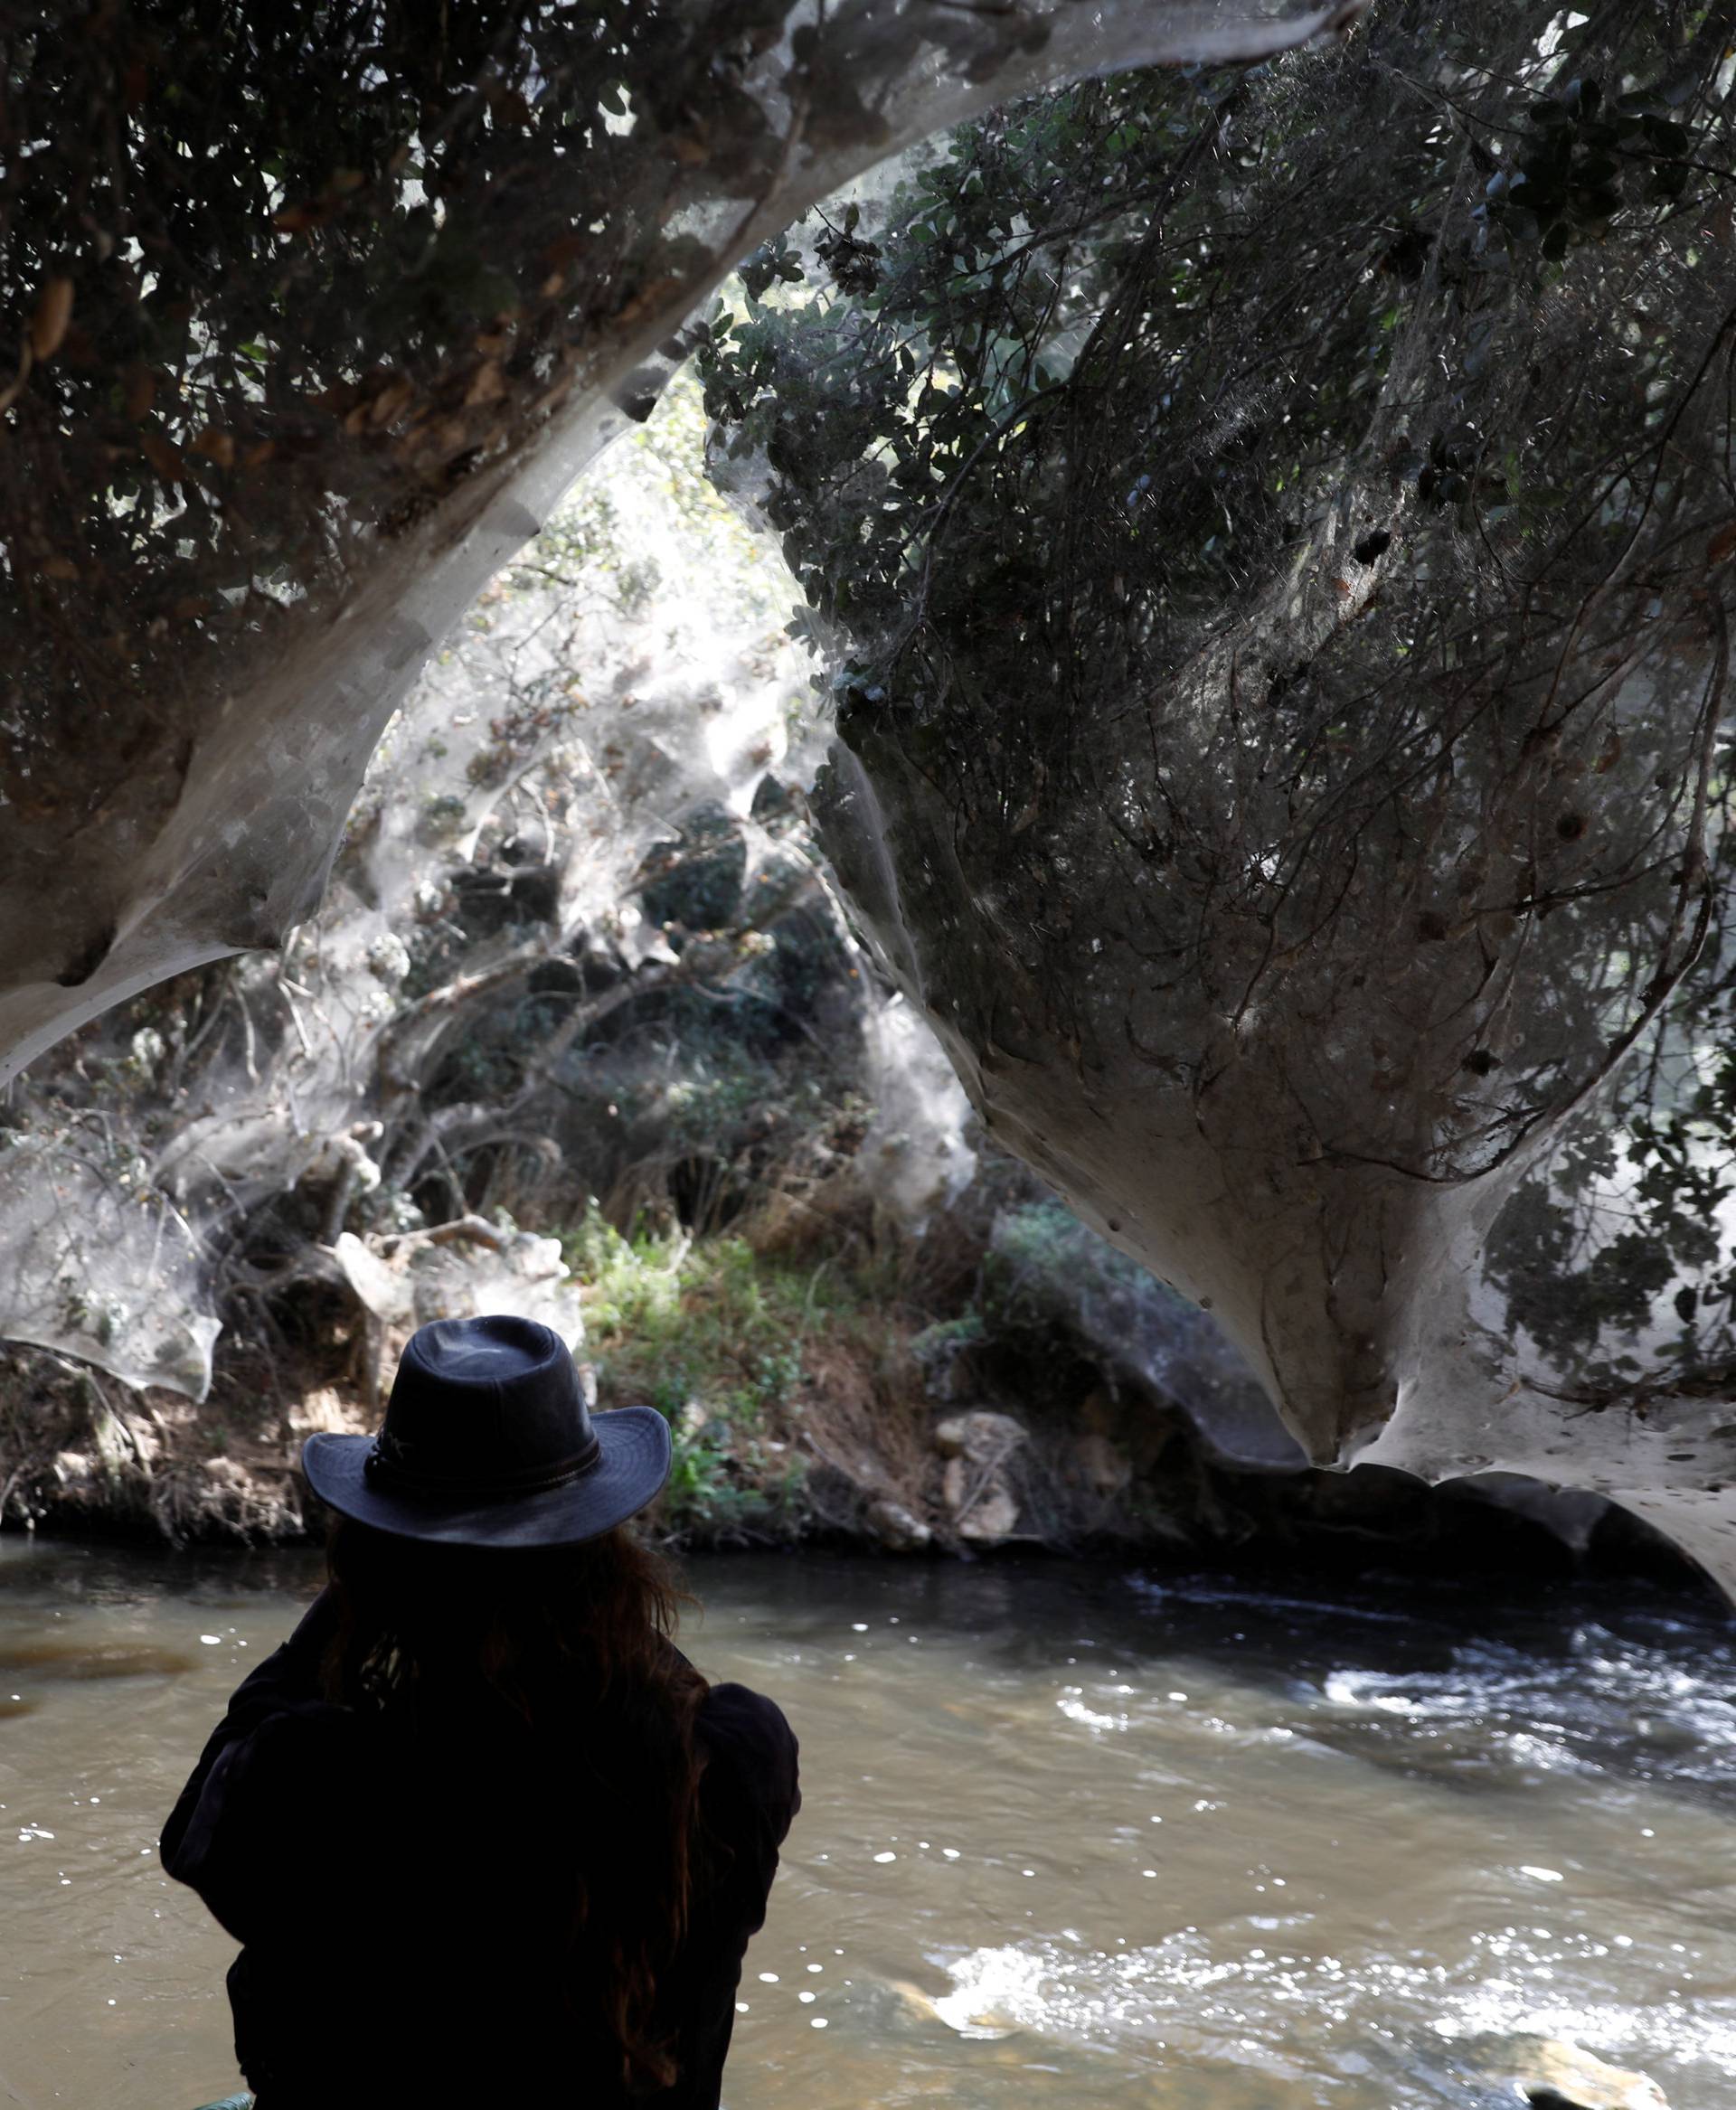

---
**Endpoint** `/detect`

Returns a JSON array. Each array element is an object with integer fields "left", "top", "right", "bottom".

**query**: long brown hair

[{"left": 317, "top": 1512, "right": 709, "bottom": 2093}]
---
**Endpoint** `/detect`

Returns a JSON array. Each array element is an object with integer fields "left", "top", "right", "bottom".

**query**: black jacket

[{"left": 160, "top": 1587, "right": 800, "bottom": 2106}]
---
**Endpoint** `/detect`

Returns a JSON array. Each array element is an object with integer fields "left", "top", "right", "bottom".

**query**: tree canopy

[
  {"left": 10, "top": 0, "right": 1736, "bottom": 1581},
  {"left": 0, "top": 0, "right": 1348, "bottom": 1080},
  {"left": 698, "top": 0, "right": 1736, "bottom": 1577}
]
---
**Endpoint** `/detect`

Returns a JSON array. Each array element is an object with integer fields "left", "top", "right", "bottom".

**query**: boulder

[
  {"left": 1072, "top": 1430, "right": 1132, "bottom": 1497},
  {"left": 881, "top": 1976, "right": 1018, "bottom": 2040},
  {"left": 933, "top": 1410, "right": 1026, "bottom": 1463},
  {"left": 865, "top": 1498, "right": 931, "bottom": 1553},
  {"left": 1493, "top": 2038, "right": 1670, "bottom": 2110},
  {"left": 51, "top": 1449, "right": 94, "bottom": 1491},
  {"left": 955, "top": 1483, "right": 1020, "bottom": 1544},
  {"left": 939, "top": 1455, "right": 1021, "bottom": 1542},
  {"left": 1443, "top": 1473, "right": 1615, "bottom": 1559}
]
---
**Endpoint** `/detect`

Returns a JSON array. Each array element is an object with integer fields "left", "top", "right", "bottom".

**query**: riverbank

[{"left": 0, "top": 1223, "right": 1707, "bottom": 1594}]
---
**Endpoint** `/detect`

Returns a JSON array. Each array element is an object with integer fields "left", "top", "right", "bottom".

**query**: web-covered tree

[
  {"left": 0, "top": 0, "right": 1346, "bottom": 1083},
  {"left": 698, "top": 1, "right": 1736, "bottom": 1579}
]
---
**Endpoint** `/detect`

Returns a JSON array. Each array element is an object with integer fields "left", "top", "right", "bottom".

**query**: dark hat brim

[{"left": 300, "top": 1405, "right": 672, "bottom": 1550}]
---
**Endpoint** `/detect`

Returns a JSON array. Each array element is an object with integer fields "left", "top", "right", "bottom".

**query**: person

[{"left": 161, "top": 1313, "right": 801, "bottom": 2107}]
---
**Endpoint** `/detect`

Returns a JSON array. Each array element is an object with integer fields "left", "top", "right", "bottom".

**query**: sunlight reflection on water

[{"left": 2, "top": 1540, "right": 1734, "bottom": 2109}]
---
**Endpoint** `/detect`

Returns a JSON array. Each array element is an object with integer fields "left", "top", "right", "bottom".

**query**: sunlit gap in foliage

[{"left": 0, "top": 357, "right": 1000, "bottom": 1554}]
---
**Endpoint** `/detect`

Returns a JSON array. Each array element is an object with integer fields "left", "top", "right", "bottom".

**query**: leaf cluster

[{"left": 1480, "top": 75, "right": 1695, "bottom": 257}]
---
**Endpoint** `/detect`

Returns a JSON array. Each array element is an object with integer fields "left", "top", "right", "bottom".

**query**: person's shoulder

[{"left": 695, "top": 1680, "right": 800, "bottom": 1823}]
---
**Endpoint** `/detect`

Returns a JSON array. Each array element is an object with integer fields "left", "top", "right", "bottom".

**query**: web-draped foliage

[{"left": 702, "top": 0, "right": 1736, "bottom": 1410}]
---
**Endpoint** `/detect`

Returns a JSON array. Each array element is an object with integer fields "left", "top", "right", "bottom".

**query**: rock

[
  {"left": 1496, "top": 2038, "right": 1670, "bottom": 2110},
  {"left": 332, "top": 1230, "right": 411, "bottom": 1323},
  {"left": 287, "top": 1386, "right": 359, "bottom": 1438},
  {"left": 932, "top": 1409, "right": 1025, "bottom": 1463},
  {"left": 936, "top": 1414, "right": 1025, "bottom": 1543},
  {"left": 955, "top": 1481, "right": 1020, "bottom": 1543},
  {"left": 882, "top": 1977, "right": 944, "bottom": 2027},
  {"left": 50, "top": 1449, "right": 94, "bottom": 1490},
  {"left": 1443, "top": 1472, "right": 1614, "bottom": 1558},
  {"left": 865, "top": 1498, "right": 931, "bottom": 1552},
  {"left": 940, "top": 1454, "right": 1021, "bottom": 1531},
  {"left": 881, "top": 1977, "right": 1019, "bottom": 2039},
  {"left": 1073, "top": 1430, "right": 1132, "bottom": 1496}
]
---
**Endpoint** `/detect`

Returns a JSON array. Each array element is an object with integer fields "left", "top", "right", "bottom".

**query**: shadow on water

[
  {"left": 0, "top": 1533, "right": 326, "bottom": 1608},
  {"left": 9, "top": 1533, "right": 1732, "bottom": 1807},
  {"left": 693, "top": 1547, "right": 1736, "bottom": 1804},
  {"left": 1130, "top": 1569, "right": 1736, "bottom": 1814},
  {"left": 1118, "top": 1565, "right": 1736, "bottom": 1811}
]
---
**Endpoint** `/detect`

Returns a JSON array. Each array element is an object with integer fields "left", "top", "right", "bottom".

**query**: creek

[{"left": 2, "top": 1539, "right": 1733, "bottom": 2108}]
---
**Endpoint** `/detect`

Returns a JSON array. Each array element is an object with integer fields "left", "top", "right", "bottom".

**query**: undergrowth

[{"left": 563, "top": 1210, "right": 895, "bottom": 1536}]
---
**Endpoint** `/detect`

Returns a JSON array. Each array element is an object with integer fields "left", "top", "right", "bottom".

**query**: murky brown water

[{"left": 3, "top": 1538, "right": 1735, "bottom": 2109}]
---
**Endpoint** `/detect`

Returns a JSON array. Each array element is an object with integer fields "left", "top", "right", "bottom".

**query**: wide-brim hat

[{"left": 301, "top": 1313, "right": 671, "bottom": 1550}]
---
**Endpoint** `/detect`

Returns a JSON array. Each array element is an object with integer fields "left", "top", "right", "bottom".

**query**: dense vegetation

[{"left": 696, "top": 4, "right": 1736, "bottom": 1559}]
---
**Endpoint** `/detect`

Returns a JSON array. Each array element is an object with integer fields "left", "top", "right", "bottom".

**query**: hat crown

[{"left": 370, "top": 1314, "right": 598, "bottom": 1497}]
